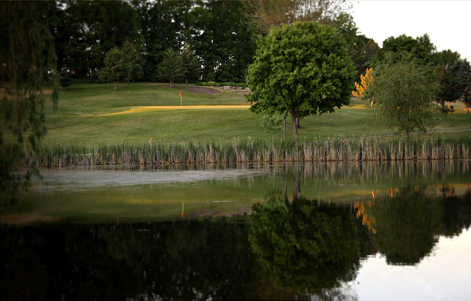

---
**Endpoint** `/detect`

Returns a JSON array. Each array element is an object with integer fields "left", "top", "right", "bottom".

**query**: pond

[{"left": 1, "top": 161, "right": 471, "bottom": 300}]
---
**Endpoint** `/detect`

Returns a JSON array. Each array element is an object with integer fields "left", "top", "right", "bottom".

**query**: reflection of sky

[{"left": 350, "top": 228, "right": 471, "bottom": 301}]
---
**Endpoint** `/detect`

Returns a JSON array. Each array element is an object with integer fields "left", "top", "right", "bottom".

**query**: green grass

[{"left": 43, "top": 83, "right": 471, "bottom": 146}]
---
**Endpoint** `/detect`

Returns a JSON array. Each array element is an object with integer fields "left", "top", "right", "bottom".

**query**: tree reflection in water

[
  {"left": 359, "top": 185, "right": 471, "bottom": 265},
  {"left": 365, "top": 186, "right": 442, "bottom": 265},
  {"left": 249, "top": 182, "right": 471, "bottom": 298},
  {"left": 248, "top": 182, "right": 370, "bottom": 299},
  {"left": 1, "top": 184, "right": 471, "bottom": 300}
]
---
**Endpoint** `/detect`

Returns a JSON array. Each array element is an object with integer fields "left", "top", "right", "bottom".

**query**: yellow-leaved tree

[{"left": 352, "top": 67, "right": 374, "bottom": 108}]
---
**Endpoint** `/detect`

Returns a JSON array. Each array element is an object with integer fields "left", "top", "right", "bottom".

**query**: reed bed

[{"left": 40, "top": 137, "right": 471, "bottom": 168}]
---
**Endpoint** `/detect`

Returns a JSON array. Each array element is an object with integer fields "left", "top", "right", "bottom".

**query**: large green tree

[
  {"left": 247, "top": 22, "right": 354, "bottom": 138},
  {"left": 372, "top": 57, "right": 438, "bottom": 135},
  {"left": 0, "top": 1, "right": 59, "bottom": 204}
]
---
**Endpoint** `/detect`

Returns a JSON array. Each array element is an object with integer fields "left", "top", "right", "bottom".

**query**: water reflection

[
  {"left": 249, "top": 196, "right": 367, "bottom": 298},
  {"left": 0, "top": 220, "right": 259, "bottom": 300},
  {"left": 248, "top": 182, "right": 471, "bottom": 298},
  {"left": 1, "top": 173, "right": 471, "bottom": 299},
  {"left": 2, "top": 161, "right": 470, "bottom": 224},
  {"left": 361, "top": 185, "right": 471, "bottom": 265}
]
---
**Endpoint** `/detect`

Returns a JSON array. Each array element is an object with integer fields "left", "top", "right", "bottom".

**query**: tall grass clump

[{"left": 40, "top": 136, "right": 471, "bottom": 168}]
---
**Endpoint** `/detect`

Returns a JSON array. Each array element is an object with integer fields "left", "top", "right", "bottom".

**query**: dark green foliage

[
  {"left": 181, "top": 47, "right": 201, "bottom": 83},
  {"left": 56, "top": 0, "right": 139, "bottom": 81},
  {"left": 139, "top": 0, "right": 193, "bottom": 80},
  {"left": 156, "top": 47, "right": 201, "bottom": 86},
  {"left": 378, "top": 34, "right": 436, "bottom": 65},
  {"left": 0, "top": 1, "right": 59, "bottom": 204},
  {"left": 373, "top": 57, "right": 438, "bottom": 135},
  {"left": 32, "top": 0, "right": 360, "bottom": 84},
  {"left": 99, "top": 41, "right": 143, "bottom": 88},
  {"left": 121, "top": 40, "right": 144, "bottom": 83},
  {"left": 191, "top": 0, "right": 259, "bottom": 82},
  {"left": 433, "top": 50, "right": 471, "bottom": 112},
  {"left": 99, "top": 47, "right": 124, "bottom": 89},
  {"left": 157, "top": 49, "right": 185, "bottom": 87},
  {"left": 247, "top": 22, "right": 355, "bottom": 138},
  {"left": 130, "top": 0, "right": 258, "bottom": 83}
]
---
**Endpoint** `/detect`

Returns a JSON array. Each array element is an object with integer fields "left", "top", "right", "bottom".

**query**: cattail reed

[{"left": 40, "top": 136, "right": 471, "bottom": 168}]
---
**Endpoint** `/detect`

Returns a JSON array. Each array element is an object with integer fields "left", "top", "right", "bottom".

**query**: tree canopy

[
  {"left": 372, "top": 57, "right": 438, "bottom": 135},
  {"left": 378, "top": 34, "right": 436, "bottom": 65},
  {"left": 247, "top": 22, "right": 355, "bottom": 138}
]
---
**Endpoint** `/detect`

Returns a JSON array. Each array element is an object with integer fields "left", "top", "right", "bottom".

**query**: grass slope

[{"left": 44, "top": 83, "right": 471, "bottom": 146}]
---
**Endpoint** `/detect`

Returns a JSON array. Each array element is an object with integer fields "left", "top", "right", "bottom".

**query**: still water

[{"left": 1, "top": 161, "right": 471, "bottom": 300}]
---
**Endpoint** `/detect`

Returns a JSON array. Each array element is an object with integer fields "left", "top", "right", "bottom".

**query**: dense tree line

[
  {"left": 36, "top": 0, "right": 261, "bottom": 83},
  {"left": 7, "top": 0, "right": 377, "bottom": 85}
]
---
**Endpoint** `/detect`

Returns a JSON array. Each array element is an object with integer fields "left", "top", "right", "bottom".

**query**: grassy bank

[{"left": 37, "top": 83, "right": 471, "bottom": 166}]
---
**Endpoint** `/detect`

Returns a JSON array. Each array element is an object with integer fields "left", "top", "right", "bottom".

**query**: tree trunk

[{"left": 291, "top": 113, "right": 298, "bottom": 139}]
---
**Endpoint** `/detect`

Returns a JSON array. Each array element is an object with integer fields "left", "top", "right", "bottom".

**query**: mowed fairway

[{"left": 43, "top": 83, "right": 471, "bottom": 146}]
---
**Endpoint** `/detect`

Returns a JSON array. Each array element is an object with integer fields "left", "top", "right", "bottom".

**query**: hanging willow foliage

[{"left": 0, "top": 1, "right": 59, "bottom": 204}]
